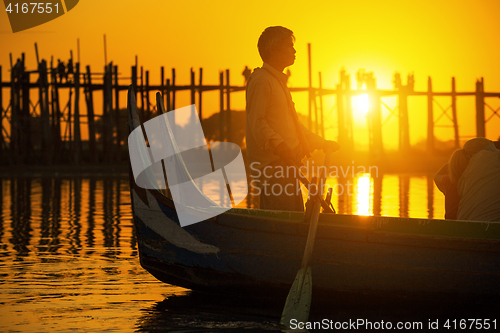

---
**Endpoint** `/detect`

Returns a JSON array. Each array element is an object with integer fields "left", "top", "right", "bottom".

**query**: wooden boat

[{"left": 127, "top": 87, "right": 500, "bottom": 300}]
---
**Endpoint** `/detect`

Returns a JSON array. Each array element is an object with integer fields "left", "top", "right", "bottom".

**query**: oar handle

[
  {"left": 289, "top": 154, "right": 335, "bottom": 213},
  {"left": 300, "top": 150, "right": 332, "bottom": 268}
]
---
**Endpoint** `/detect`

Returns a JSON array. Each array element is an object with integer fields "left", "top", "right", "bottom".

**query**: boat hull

[{"left": 132, "top": 186, "right": 500, "bottom": 299}]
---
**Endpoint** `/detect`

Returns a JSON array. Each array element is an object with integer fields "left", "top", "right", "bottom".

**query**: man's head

[{"left": 257, "top": 26, "right": 296, "bottom": 71}]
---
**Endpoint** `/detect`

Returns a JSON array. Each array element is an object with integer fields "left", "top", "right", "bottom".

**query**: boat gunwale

[{"left": 144, "top": 185, "right": 500, "bottom": 244}]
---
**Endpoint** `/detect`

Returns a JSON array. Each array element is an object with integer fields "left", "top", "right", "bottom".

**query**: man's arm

[
  {"left": 246, "top": 76, "right": 285, "bottom": 152},
  {"left": 299, "top": 123, "right": 326, "bottom": 152}
]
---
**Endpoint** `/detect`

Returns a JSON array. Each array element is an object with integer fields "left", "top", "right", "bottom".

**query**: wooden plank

[
  {"left": 395, "top": 73, "right": 410, "bottom": 152},
  {"left": 146, "top": 70, "right": 150, "bottom": 120},
  {"left": 344, "top": 74, "right": 354, "bottom": 152},
  {"left": 171, "top": 68, "right": 176, "bottom": 111},
  {"left": 42, "top": 61, "right": 51, "bottom": 163},
  {"left": 225, "top": 69, "right": 231, "bottom": 142},
  {"left": 219, "top": 71, "right": 224, "bottom": 141},
  {"left": 313, "top": 80, "right": 318, "bottom": 134},
  {"left": 73, "top": 63, "right": 81, "bottom": 164},
  {"left": 108, "top": 63, "right": 115, "bottom": 161},
  {"left": 190, "top": 68, "right": 195, "bottom": 106},
  {"left": 100, "top": 63, "right": 109, "bottom": 163},
  {"left": 451, "top": 77, "right": 459, "bottom": 148},
  {"left": 426, "top": 77, "right": 434, "bottom": 153},
  {"left": 49, "top": 58, "right": 55, "bottom": 163},
  {"left": 102, "top": 64, "right": 109, "bottom": 163},
  {"left": 104, "top": 63, "right": 114, "bottom": 163},
  {"left": 67, "top": 66, "right": 73, "bottom": 154},
  {"left": 21, "top": 57, "right": 31, "bottom": 163},
  {"left": 140, "top": 66, "right": 145, "bottom": 121},
  {"left": 190, "top": 68, "right": 197, "bottom": 142},
  {"left": 10, "top": 61, "right": 18, "bottom": 164},
  {"left": 318, "top": 72, "right": 324, "bottom": 138},
  {"left": 475, "top": 78, "right": 485, "bottom": 137},
  {"left": 114, "top": 65, "right": 120, "bottom": 160},
  {"left": 336, "top": 71, "right": 345, "bottom": 149},
  {"left": 198, "top": 68, "right": 203, "bottom": 124},
  {"left": 38, "top": 60, "right": 52, "bottom": 164},
  {"left": 103, "top": 34, "right": 107, "bottom": 65},
  {"left": 34, "top": 43, "right": 39, "bottom": 66},
  {"left": 307, "top": 43, "right": 312, "bottom": 130},
  {"left": 166, "top": 79, "right": 171, "bottom": 112},
  {"left": 131, "top": 65, "right": 138, "bottom": 103},
  {"left": 160, "top": 66, "right": 164, "bottom": 112},
  {"left": 51, "top": 57, "right": 62, "bottom": 163},
  {"left": 85, "top": 65, "right": 97, "bottom": 163}
]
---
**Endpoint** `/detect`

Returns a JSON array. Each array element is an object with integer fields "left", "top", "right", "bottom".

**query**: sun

[
  {"left": 354, "top": 94, "right": 370, "bottom": 116},
  {"left": 351, "top": 93, "right": 371, "bottom": 124}
]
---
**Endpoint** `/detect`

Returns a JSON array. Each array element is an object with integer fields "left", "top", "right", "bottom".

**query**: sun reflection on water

[{"left": 353, "top": 173, "right": 372, "bottom": 216}]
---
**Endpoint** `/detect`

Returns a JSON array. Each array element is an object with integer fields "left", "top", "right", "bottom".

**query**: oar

[
  {"left": 280, "top": 151, "right": 332, "bottom": 329},
  {"left": 292, "top": 161, "right": 336, "bottom": 214}
]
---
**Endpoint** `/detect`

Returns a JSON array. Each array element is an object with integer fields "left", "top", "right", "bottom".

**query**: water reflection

[
  {"left": 354, "top": 174, "right": 372, "bottom": 216},
  {"left": 10, "top": 178, "right": 33, "bottom": 257},
  {"left": 0, "top": 173, "right": 446, "bottom": 332},
  {"left": 323, "top": 173, "right": 442, "bottom": 219},
  {"left": 0, "top": 173, "right": 445, "bottom": 259},
  {"left": 136, "top": 292, "right": 283, "bottom": 332},
  {"left": 0, "top": 177, "right": 139, "bottom": 258},
  {"left": 0, "top": 176, "right": 172, "bottom": 333}
]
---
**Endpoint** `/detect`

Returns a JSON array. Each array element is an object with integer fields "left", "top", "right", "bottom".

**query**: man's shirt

[{"left": 245, "top": 63, "right": 324, "bottom": 171}]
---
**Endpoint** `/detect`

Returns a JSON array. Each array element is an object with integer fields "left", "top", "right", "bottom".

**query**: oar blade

[{"left": 280, "top": 266, "right": 312, "bottom": 328}]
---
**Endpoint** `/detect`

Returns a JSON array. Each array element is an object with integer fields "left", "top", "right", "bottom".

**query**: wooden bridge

[{"left": 1, "top": 43, "right": 499, "bottom": 166}]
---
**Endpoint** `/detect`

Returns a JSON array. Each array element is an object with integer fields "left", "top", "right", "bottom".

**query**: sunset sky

[{"left": 1, "top": 0, "right": 499, "bottom": 149}]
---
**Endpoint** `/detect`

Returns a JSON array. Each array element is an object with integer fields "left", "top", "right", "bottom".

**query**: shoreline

[
  {"left": 0, "top": 163, "right": 130, "bottom": 178},
  {"left": 0, "top": 152, "right": 450, "bottom": 178}
]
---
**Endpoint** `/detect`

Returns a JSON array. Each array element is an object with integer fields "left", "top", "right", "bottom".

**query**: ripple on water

[{"left": 0, "top": 175, "right": 448, "bottom": 332}]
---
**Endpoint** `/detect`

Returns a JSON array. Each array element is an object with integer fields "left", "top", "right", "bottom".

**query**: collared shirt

[{"left": 245, "top": 63, "right": 324, "bottom": 171}]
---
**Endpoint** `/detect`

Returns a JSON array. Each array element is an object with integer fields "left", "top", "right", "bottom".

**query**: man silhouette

[{"left": 246, "top": 26, "right": 339, "bottom": 211}]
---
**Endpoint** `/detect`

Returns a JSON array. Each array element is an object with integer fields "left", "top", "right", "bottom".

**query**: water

[{"left": 0, "top": 173, "right": 453, "bottom": 332}]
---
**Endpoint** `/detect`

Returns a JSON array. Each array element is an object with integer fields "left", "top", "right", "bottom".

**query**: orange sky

[{"left": 1, "top": 0, "right": 499, "bottom": 149}]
